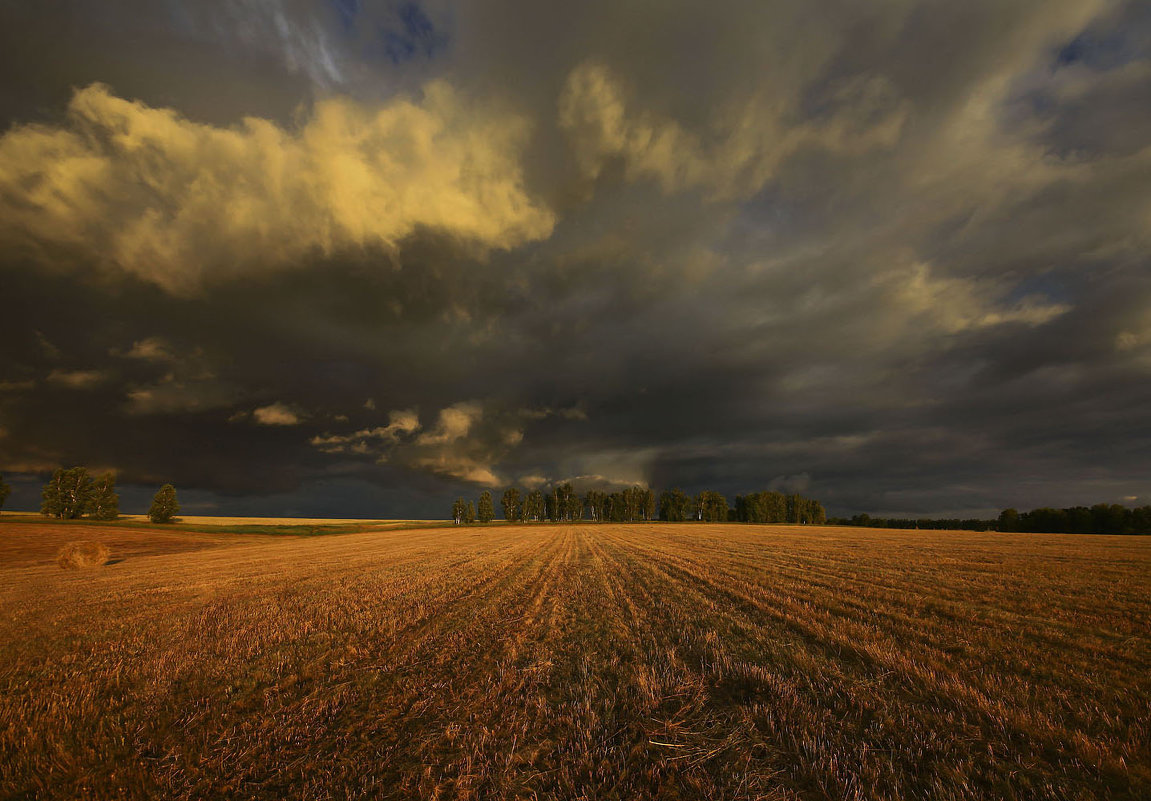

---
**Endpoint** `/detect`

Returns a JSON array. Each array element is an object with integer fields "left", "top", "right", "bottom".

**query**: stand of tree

[
  {"left": 454, "top": 485, "right": 826, "bottom": 526},
  {"left": 828, "top": 503, "right": 1151, "bottom": 535},
  {"left": 40, "top": 467, "right": 120, "bottom": 520},
  {"left": 32, "top": 467, "right": 184, "bottom": 524},
  {"left": 733, "top": 492, "right": 826, "bottom": 524}
]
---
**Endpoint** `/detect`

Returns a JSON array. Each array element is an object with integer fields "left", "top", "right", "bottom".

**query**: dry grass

[
  {"left": 0, "top": 522, "right": 1147, "bottom": 799},
  {"left": 109, "top": 514, "right": 424, "bottom": 526},
  {"left": 55, "top": 540, "right": 111, "bottom": 569}
]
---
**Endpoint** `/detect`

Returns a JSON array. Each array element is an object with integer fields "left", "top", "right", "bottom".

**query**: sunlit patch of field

[
  {"left": 112, "top": 515, "right": 426, "bottom": 526},
  {"left": 0, "top": 523, "right": 1147, "bottom": 800},
  {"left": 0, "top": 515, "right": 441, "bottom": 542}
]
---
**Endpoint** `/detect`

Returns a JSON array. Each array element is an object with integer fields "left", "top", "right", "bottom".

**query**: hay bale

[{"left": 56, "top": 541, "right": 111, "bottom": 569}]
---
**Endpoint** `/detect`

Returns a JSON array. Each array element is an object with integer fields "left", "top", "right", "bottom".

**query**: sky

[{"left": 1, "top": 0, "right": 1150, "bottom": 519}]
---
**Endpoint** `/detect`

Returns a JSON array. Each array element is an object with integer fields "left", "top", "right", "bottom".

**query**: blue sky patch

[
  {"left": 330, "top": 0, "right": 361, "bottom": 33},
  {"left": 381, "top": 3, "right": 448, "bottom": 64},
  {"left": 1054, "top": 2, "right": 1151, "bottom": 71}
]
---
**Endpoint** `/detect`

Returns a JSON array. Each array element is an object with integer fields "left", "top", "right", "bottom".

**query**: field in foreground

[{"left": 1, "top": 523, "right": 1148, "bottom": 800}]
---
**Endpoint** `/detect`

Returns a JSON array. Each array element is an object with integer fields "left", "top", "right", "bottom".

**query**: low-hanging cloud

[
  {"left": 0, "top": 82, "right": 555, "bottom": 293},
  {"left": 117, "top": 340, "right": 232, "bottom": 416},
  {"left": 308, "top": 402, "right": 585, "bottom": 488},
  {"left": 311, "top": 409, "right": 421, "bottom": 454}
]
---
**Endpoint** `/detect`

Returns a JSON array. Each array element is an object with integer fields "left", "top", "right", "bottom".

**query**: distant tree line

[
  {"left": 454, "top": 489, "right": 1150, "bottom": 534},
  {"left": 827, "top": 514, "right": 996, "bottom": 531},
  {"left": 997, "top": 504, "right": 1151, "bottom": 535},
  {"left": 451, "top": 484, "right": 826, "bottom": 525},
  {"left": 828, "top": 503, "right": 1151, "bottom": 535}
]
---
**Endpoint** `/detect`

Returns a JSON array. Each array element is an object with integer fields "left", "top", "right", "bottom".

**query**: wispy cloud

[{"left": 46, "top": 370, "right": 106, "bottom": 389}]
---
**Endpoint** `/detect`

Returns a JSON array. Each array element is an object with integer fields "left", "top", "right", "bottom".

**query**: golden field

[
  {"left": 0, "top": 521, "right": 1147, "bottom": 799},
  {"left": 110, "top": 515, "right": 428, "bottom": 527}
]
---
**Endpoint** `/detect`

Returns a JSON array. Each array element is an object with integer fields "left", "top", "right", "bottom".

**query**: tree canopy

[
  {"left": 41, "top": 467, "right": 94, "bottom": 519},
  {"left": 477, "top": 490, "right": 495, "bottom": 523},
  {"left": 500, "top": 487, "right": 522, "bottom": 522},
  {"left": 88, "top": 473, "right": 120, "bottom": 520},
  {"left": 148, "top": 484, "right": 180, "bottom": 524}
]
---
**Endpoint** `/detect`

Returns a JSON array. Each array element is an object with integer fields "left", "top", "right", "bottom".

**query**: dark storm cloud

[{"left": 1, "top": 0, "right": 1150, "bottom": 517}]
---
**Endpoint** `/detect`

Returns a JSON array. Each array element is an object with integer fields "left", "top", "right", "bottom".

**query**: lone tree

[
  {"left": 477, "top": 490, "right": 495, "bottom": 523},
  {"left": 501, "top": 487, "right": 522, "bottom": 522},
  {"left": 41, "top": 467, "right": 93, "bottom": 519},
  {"left": 0, "top": 474, "right": 10, "bottom": 513},
  {"left": 149, "top": 484, "right": 180, "bottom": 524},
  {"left": 451, "top": 497, "right": 466, "bottom": 525},
  {"left": 465, "top": 500, "right": 476, "bottom": 525},
  {"left": 88, "top": 473, "right": 119, "bottom": 521}
]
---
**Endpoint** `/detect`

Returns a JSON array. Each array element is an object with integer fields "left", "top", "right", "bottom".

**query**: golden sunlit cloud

[
  {"left": 0, "top": 83, "right": 555, "bottom": 293},
  {"left": 252, "top": 403, "right": 305, "bottom": 426}
]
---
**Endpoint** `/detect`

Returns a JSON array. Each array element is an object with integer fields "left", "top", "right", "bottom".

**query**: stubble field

[{"left": 0, "top": 521, "right": 1148, "bottom": 800}]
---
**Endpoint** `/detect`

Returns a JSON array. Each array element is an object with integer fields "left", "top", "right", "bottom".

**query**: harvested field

[
  {"left": 1, "top": 522, "right": 1148, "bottom": 800},
  {"left": 0, "top": 522, "right": 251, "bottom": 568},
  {"left": 100, "top": 515, "right": 424, "bottom": 527}
]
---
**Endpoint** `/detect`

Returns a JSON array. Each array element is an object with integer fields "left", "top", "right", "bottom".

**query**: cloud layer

[{"left": 1, "top": 0, "right": 1149, "bottom": 517}]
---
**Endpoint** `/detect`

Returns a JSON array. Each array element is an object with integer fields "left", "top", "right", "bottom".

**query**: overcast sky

[{"left": 1, "top": 0, "right": 1150, "bottom": 518}]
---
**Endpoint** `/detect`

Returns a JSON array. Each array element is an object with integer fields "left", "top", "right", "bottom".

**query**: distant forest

[
  {"left": 831, "top": 503, "right": 1151, "bottom": 535},
  {"left": 452, "top": 485, "right": 827, "bottom": 526}
]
